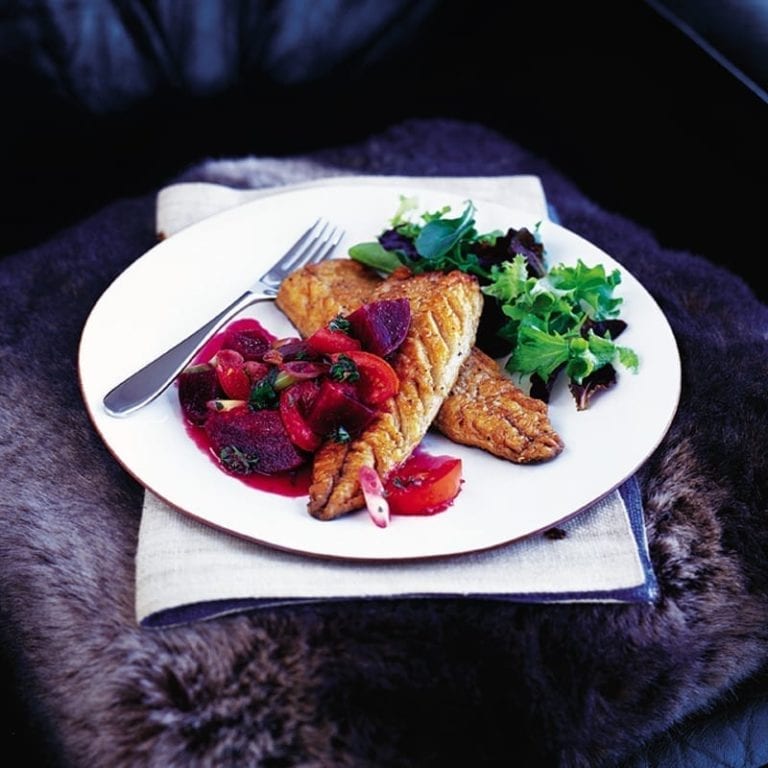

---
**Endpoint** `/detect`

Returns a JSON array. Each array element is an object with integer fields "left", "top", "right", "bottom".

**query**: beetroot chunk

[
  {"left": 305, "top": 380, "right": 377, "bottom": 437},
  {"left": 347, "top": 298, "right": 411, "bottom": 357},
  {"left": 178, "top": 363, "right": 221, "bottom": 425},
  {"left": 220, "top": 319, "right": 276, "bottom": 361},
  {"left": 205, "top": 406, "right": 306, "bottom": 474}
]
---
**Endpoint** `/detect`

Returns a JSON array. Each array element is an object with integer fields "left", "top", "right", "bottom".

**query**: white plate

[{"left": 79, "top": 183, "right": 680, "bottom": 560}]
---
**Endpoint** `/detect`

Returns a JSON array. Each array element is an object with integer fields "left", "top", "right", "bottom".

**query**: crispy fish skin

[
  {"left": 433, "top": 347, "right": 563, "bottom": 462},
  {"left": 307, "top": 269, "right": 482, "bottom": 520},
  {"left": 276, "top": 259, "right": 564, "bottom": 465},
  {"left": 276, "top": 259, "right": 378, "bottom": 337}
]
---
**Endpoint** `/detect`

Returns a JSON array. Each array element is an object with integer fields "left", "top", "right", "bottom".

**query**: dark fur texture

[{"left": 1, "top": 119, "right": 767, "bottom": 767}]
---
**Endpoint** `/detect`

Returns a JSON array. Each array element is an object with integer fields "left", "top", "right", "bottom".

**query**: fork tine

[
  {"left": 282, "top": 219, "right": 328, "bottom": 272},
  {"left": 258, "top": 218, "right": 321, "bottom": 280},
  {"left": 307, "top": 226, "right": 344, "bottom": 266},
  {"left": 281, "top": 220, "right": 331, "bottom": 271}
]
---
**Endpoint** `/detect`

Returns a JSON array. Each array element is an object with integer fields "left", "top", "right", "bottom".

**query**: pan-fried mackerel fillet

[
  {"left": 433, "top": 347, "right": 563, "bottom": 463},
  {"left": 277, "top": 258, "right": 382, "bottom": 335},
  {"left": 277, "top": 259, "right": 564, "bottom": 465},
  {"left": 303, "top": 269, "right": 482, "bottom": 520}
]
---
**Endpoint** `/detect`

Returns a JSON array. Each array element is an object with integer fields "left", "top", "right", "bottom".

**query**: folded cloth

[{"left": 136, "top": 171, "right": 658, "bottom": 627}]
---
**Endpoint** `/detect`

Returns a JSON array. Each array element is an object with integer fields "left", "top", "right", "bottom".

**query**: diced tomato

[
  {"left": 306, "top": 326, "right": 362, "bottom": 355},
  {"left": 279, "top": 380, "right": 322, "bottom": 452},
  {"left": 331, "top": 350, "right": 399, "bottom": 406},
  {"left": 244, "top": 360, "right": 270, "bottom": 382},
  {"left": 213, "top": 349, "right": 252, "bottom": 400},
  {"left": 384, "top": 452, "right": 463, "bottom": 516}
]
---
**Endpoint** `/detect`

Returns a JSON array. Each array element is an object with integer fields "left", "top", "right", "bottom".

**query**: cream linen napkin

[{"left": 136, "top": 170, "right": 658, "bottom": 628}]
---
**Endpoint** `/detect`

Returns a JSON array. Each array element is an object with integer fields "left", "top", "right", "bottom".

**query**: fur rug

[{"left": 1, "top": 118, "right": 767, "bottom": 767}]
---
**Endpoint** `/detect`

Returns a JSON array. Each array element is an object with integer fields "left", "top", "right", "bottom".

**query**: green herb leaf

[
  {"left": 328, "top": 354, "right": 360, "bottom": 383},
  {"left": 249, "top": 373, "right": 279, "bottom": 410},
  {"left": 219, "top": 446, "right": 260, "bottom": 473},
  {"left": 330, "top": 425, "right": 352, "bottom": 443},
  {"left": 328, "top": 315, "right": 352, "bottom": 333}
]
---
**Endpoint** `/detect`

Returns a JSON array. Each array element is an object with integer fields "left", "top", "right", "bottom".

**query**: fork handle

[{"left": 102, "top": 290, "right": 274, "bottom": 417}]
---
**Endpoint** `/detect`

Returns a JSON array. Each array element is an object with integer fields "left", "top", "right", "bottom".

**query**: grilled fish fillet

[
  {"left": 302, "top": 269, "right": 482, "bottom": 520},
  {"left": 277, "top": 258, "right": 382, "bottom": 336},
  {"left": 277, "top": 259, "right": 564, "bottom": 465},
  {"left": 433, "top": 346, "right": 563, "bottom": 463}
]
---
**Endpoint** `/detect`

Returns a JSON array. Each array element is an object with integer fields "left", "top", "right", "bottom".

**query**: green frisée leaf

[
  {"left": 482, "top": 255, "right": 530, "bottom": 303},
  {"left": 491, "top": 251, "right": 638, "bottom": 402},
  {"left": 507, "top": 322, "right": 570, "bottom": 381},
  {"left": 565, "top": 333, "right": 615, "bottom": 383},
  {"left": 508, "top": 323, "right": 633, "bottom": 386},
  {"left": 388, "top": 195, "right": 452, "bottom": 241},
  {"left": 548, "top": 260, "right": 624, "bottom": 319},
  {"left": 390, "top": 195, "right": 419, "bottom": 227},
  {"left": 617, "top": 345, "right": 640, "bottom": 373},
  {"left": 494, "top": 282, "right": 579, "bottom": 345}
]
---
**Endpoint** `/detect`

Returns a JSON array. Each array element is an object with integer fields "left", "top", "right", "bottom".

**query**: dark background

[{"left": 3, "top": 1, "right": 766, "bottom": 298}]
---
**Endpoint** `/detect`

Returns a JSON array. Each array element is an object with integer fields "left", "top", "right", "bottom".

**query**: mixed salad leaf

[{"left": 348, "top": 196, "right": 639, "bottom": 410}]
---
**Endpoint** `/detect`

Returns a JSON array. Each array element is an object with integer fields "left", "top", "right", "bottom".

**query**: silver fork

[{"left": 103, "top": 218, "right": 344, "bottom": 417}]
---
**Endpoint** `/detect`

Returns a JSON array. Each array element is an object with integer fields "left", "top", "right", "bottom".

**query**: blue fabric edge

[{"left": 142, "top": 477, "right": 658, "bottom": 628}]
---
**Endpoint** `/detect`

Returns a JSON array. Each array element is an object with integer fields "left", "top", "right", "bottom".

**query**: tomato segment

[
  {"left": 331, "top": 350, "right": 400, "bottom": 406},
  {"left": 306, "top": 326, "right": 362, "bottom": 355},
  {"left": 278, "top": 380, "right": 322, "bottom": 452},
  {"left": 385, "top": 452, "right": 463, "bottom": 516},
  {"left": 212, "top": 349, "right": 251, "bottom": 400}
]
